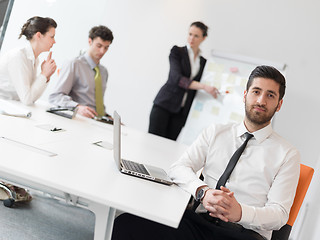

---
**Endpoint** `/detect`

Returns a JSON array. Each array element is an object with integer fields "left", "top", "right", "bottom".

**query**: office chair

[{"left": 271, "top": 164, "right": 314, "bottom": 240}]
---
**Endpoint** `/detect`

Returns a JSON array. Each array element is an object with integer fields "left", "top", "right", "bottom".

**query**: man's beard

[{"left": 245, "top": 102, "right": 278, "bottom": 126}]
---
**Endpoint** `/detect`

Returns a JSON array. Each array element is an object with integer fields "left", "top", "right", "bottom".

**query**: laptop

[{"left": 113, "top": 111, "right": 173, "bottom": 185}]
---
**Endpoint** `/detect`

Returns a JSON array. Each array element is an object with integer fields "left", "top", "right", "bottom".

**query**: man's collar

[
  {"left": 237, "top": 122, "right": 273, "bottom": 143},
  {"left": 84, "top": 52, "right": 98, "bottom": 69}
]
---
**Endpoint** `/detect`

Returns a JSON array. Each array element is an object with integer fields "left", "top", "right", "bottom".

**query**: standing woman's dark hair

[
  {"left": 19, "top": 16, "right": 57, "bottom": 40},
  {"left": 190, "top": 21, "right": 208, "bottom": 37}
]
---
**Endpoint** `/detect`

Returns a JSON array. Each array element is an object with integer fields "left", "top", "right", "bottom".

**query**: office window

[{"left": 0, "top": 0, "right": 14, "bottom": 50}]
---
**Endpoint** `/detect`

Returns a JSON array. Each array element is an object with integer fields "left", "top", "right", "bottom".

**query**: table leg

[{"left": 89, "top": 202, "right": 116, "bottom": 240}]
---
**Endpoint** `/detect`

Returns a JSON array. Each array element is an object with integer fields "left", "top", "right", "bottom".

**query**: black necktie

[
  {"left": 192, "top": 132, "right": 253, "bottom": 212},
  {"left": 215, "top": 132, "right": 253, "bottom": 190}
]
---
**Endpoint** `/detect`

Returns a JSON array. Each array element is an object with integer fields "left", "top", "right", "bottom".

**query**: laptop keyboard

[{"left": 122, "top": 159, "right": 149, "bottom": 175}]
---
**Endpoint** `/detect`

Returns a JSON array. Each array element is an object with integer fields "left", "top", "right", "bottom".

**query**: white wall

[
  {"left": 104, "top": 0, "right": 320, "bottom": 169},
  {"left": 1, "top": 0, "right": 320, "bottom": 238}
]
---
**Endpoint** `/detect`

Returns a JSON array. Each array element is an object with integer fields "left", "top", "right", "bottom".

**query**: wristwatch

[{"left": 196, "top": 186, "right": 210, "bottom": 202}]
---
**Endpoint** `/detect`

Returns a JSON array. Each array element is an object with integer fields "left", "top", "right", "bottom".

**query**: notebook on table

[{"left": 113, "top": 111, "right": 173, "bottom": 185}]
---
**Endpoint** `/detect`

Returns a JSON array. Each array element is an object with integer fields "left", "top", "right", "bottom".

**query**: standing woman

[
  {"left": 0, "top": 16, "right": 57, "bottom": 105},
  {"left": 148, "top": 21, "right": 218, "bottom": 140}
]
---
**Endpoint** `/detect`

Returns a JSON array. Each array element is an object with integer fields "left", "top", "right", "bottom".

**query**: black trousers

[
  {"left": 111, "top": 209, "right": 265, "bottom": 240},
  {"left": 148, "top": 104, "right": 187, "bottom": 141}
]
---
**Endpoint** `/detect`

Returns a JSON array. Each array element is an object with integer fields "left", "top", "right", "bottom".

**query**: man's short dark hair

[
  {"left": 247, "top": 65, "right": 286, "bottom": 100},
  {"left": 89, "top": 25, "right": 113, "bottom": 42}
]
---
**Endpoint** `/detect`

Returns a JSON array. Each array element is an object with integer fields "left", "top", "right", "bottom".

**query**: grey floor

[{"left": 0, "top": 192, "right": 95, "bottom": 240}]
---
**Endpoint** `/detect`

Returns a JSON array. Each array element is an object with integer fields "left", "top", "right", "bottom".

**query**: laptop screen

[{"left": 113, "top": 111, "right": 122, "bottom": 170}]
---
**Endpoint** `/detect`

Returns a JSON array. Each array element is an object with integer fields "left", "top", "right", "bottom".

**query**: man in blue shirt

[{"left": 49, "top": 25, "right": 113, "bottom": 118}]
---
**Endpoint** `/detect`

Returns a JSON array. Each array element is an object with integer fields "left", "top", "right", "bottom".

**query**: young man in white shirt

[
  {"left": 111, "top": 65, "right": 300, "bottom": 240},
  {"left": 49, "top": 25, "right": 113, "bottom": 118}
]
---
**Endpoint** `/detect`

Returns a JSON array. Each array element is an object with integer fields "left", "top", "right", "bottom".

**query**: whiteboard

[{"left": 178, "top": 50, "right": 286, "bottom": 145}]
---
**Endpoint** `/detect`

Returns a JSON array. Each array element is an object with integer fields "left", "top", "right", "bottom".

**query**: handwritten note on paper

[
  {"left": 194, "top": 101, "right": 204, "bottom": 111},
  {"left": 211, "top": 106, "right": 220, "bottom": 116},
  {"left": 229, "top": 112, "right": 244, "bottom": 123}
]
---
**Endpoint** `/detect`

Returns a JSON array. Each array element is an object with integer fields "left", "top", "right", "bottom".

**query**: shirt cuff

[
  {"left": 238, "top": 203, "right": 255, "bottom": 225},
  {"left": 186, "top": 178, "right": 208, "bottom": 197},
  {"left": 39, "top": 73, "right": 48, "bottom": 82},
  {"left": 178, "top": 76, "right": 193, "bottom": 89},
  {"left": 57, "top": 100, "right": 78, "bottom": 109},
  {"left": 67, "top": 101, "right": 79, "bottom": 108}
]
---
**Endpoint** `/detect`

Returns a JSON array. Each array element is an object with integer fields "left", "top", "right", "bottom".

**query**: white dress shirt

[
  {"left": 169, "top": 122, "right": 300, "bottom": 240},
  {"left": 187, "top": 44, "right": 201, "bottom": 79},
  {"left": 0, "top": 42, "right": 48, "bottom": 105},
  {"left": 181, "top": 44, "right": 201, "bottom": 107},
  {"left": 49, "top": 53, "right": 108, "bottom": 111}
]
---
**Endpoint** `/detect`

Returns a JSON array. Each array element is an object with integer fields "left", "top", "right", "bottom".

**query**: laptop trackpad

[{"left": 145, "top": 165, "right": 171, "bottom": 180}]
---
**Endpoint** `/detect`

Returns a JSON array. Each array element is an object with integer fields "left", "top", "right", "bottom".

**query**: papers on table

[{"left": 0, "top": 99, "right": 32, "bottom": 118}]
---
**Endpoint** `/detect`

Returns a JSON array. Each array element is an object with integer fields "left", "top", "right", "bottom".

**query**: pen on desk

[{"left": 51, "top": 127, "right": 62, "bottom": 132}]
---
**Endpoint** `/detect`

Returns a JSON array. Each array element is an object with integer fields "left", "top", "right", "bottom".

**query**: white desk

[{"left": 0, "top": 101, "right": 190, "bottom": 240}]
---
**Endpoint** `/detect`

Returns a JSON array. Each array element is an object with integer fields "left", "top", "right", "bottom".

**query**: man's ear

[
  {"left": 88, "top": 38, "right": 93, "bottom": 46},
  {"left": 276, "top": 99, "right": 283, "bottom": 112},
  {"left": 243, "top": 90, "right": 247, "bottom": 103}
]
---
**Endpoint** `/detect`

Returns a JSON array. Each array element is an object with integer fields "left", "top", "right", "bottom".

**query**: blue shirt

[{"left": 49, "top": 53, "right": 108, "bottom": 110}]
